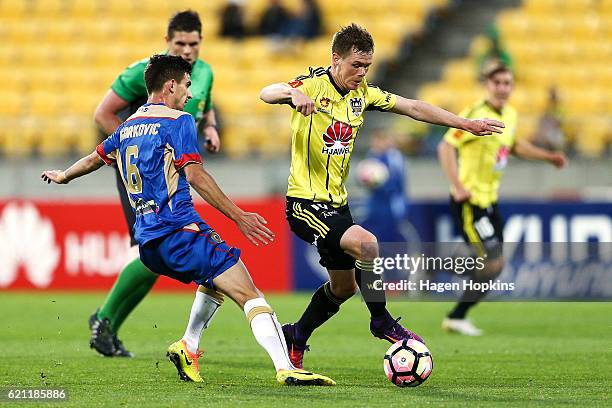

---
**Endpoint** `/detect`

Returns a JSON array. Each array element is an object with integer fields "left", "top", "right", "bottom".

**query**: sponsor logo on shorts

[{"left": 209, "top": 231, "right": 223, "bottom": 244}]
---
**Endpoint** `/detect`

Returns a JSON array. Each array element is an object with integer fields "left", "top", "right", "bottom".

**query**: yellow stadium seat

[
  {"left": 4, "top": 118, "right": 39, "bottom": 157},
  {"left": 223, "top": 127, "right": 251, "bottom": 158},
  {"left": 27, "top": 69, "right": 66, "bottom": 92},
  {"left": 79, "top": 20, "right": 115, "bottom": 43},
  {"left": 498, "top": 10, "right": 530, "bottom": 35},
  {"left": 528, "top": 16, "right": 566, "bottom": 37},
  {"left": 76, "top": 132, "right": 96, "bottom": 155},
  {"left": 26, "top": 92, "right": 64, "bottom": 116},
  {"left": 417, "top": 84, "right": 446, "bottom": 106},
  {"left": 505, "top": 41, "right": 541, "bottom": 65},
  {"left": 562, "top": 0, "right": 598, "bottom": 14},
  {"left": 0, "top": 92, "right": 25, "bottom": 116},
  {"left": 567, "top": 14, "right": 603, "bottom": 39},
  {"left": 564, "top": 90, "right": 607, "bottom": 115},
  {"left": 39, "top": 128, "right": 71, "bottom": 157},
  {"left": 443, "top": 59, "right": 477, "bottom": 85},
  {"left": 575, "top": 120, "right": 607, "bottom": 157},
  {"left": 32, "top": 0, "right": 68, "bottom": 16},
  {"left": 0, "top": 0, "right": 30, "bottom": 17},
  {"left": 69, "top": 0, "right": 100, "bottom": 17},
  {"left": 523, "top": 0, "right": 559, "bottom": 15},
  {"left": 43, "top": 19, "right": 81, "bottom": 43}
]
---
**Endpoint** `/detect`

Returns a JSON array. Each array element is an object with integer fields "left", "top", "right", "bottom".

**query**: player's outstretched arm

[
  {"left": 94, "top": 90, "right": 130, "bottom": 136},
  {"left": 183, "top": 164, "right": 275, "bottom": 246},
  {"left": 512, "top": 139, "right": 568, "bottom": 168},
  {"left": 437, "top": 141, "right": 471, "bottom": 202},
  {"left": 259, "top": 83, "right": 317, "bottom": 116},
  {"left": 391, "top": 96, "right": 504, "bottom": 136},
  {"left": 41, "top": 151, "right": 105, "bottom": 184}
]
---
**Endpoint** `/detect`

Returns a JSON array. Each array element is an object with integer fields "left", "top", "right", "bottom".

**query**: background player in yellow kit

[
  {"left": 438, "top": 61, "right": 567, "bottom": 336},
  {"left": 260, "top": 23, "right": 504, "bottom": 368}
]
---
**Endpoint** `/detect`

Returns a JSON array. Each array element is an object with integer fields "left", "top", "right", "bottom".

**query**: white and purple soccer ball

[{"left": 383, "top": 339, "right": 433, "bottom": 387}]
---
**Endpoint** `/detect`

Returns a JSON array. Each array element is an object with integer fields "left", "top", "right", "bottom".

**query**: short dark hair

[
  {"left": 331, "top": 23, "right": 374, "bottom": 57},
  {"left": 167, "top": 10, "right": 202, "bottom": 38},
  {"left": 144, "top": 54, "right": 192, "bottom": 93}
]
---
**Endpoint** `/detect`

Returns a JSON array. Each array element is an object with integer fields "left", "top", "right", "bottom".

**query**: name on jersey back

[{"left": 120, "top": 123, "right": 161, "bottom": 141}]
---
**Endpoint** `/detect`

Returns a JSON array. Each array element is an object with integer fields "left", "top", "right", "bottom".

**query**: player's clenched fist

[
  {"left": 549, "top": 151, "right": 568, "bottom": 169},
  {"left": 464, "top": 118, "right": 505, "bottom": 136},
  {"left": 290, "top": 88, "right": 317, "bottom": 116},
  {"left": 235, "top": 211, "right": 275, "bottom": 246}
]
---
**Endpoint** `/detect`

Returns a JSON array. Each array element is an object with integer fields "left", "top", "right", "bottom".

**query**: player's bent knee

[
  {"left": 212, "top": 261, "right": 262, "bottom": 308},
  {"left": 340, "top": 226, "right": 379, "bottom": 261},
  {"left": 477, "top": 257, "right": 505, "bottom": 280}
]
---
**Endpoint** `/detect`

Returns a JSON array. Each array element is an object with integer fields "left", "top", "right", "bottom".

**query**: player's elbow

[
  {"left": 184, "top": 168, "right": 197, "bottom": 185},
  {"left": 184, "top": 164, "right": 204, "bottom": 186},
  {"left": 260, "top": 83, "right": 289, "bottom": 104},
  {"left": 259, "top": 87, "right": 274, "bottom": 104}
]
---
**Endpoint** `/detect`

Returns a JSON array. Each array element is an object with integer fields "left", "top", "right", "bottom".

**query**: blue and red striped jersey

[{"left": 97, "top": 103, "right": 203, "bottom": 244}]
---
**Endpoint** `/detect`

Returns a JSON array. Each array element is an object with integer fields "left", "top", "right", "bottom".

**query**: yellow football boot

[
  {"left": 276, "top": 369, "right": 336, "bottom": 386},
  {"left": 166, "top": 340, "right": 204, "bottom": 383}
]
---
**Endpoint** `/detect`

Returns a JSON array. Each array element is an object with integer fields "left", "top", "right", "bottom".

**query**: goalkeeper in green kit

[{"left": 89, "top": 10, "right": 224, "bottom": 357}]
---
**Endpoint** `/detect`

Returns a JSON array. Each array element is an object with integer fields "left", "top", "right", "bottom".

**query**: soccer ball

[
  {"left": 383, "top": 339, "right": 433, "bottom": 387},
  {"left": 357, "top": 159, "right": 389, "bottom": 189}
]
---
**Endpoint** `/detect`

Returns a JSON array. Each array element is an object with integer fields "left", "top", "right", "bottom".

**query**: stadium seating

[
  {"left": 0, "top": 0, "right": 448, "bottom": 157},
  {"left": 417, "top": 0, "right": 612, "bottom": 157}
]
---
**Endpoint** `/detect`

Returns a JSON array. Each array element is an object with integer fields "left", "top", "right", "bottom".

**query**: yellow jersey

[
  {"left": 286, "top": 67, "right": 396, "bottom": 206},
  {"left": 443, "top": 100, "right": 518, "bottom": 208}
]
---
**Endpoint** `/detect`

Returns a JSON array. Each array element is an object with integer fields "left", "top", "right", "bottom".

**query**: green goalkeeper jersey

[{"left": 111, "top": 56, "right": 214, "bottom": 122}]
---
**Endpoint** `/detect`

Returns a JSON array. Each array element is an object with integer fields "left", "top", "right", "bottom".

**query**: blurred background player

[
  {"left": 260, "top": 23, "right": 504, "bottom": 369},
  {"left": 42, "top": 54, "right": 334, "bottom": 386},
  {"left": 357, "top": 128, "right": 409, "bottom": 243},
  {"left": 532, "top": 86, "right": 566, "bottom": 152},
  {"left": 89, "top": 10, "right": 223, "bottom": 357},
  {"left": 437, "top": 61, "right": 568, "bottom": 336}
]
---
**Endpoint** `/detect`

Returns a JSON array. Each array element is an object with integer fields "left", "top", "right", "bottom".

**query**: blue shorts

[{"left": 139, "top": 222, "right": 241, "bottom": 289}]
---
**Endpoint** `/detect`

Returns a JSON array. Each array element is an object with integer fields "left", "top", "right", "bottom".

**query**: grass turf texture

[{"left": 0, "top": 293, "right": 610, "bottom": 407}]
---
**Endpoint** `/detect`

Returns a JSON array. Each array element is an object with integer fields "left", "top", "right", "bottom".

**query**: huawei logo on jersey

[
  {"left": 322, "top": 121, "right": 353, "bottom": 156},
  {"left": 494, "top": 146, "right": 510, "bottom": 171}
]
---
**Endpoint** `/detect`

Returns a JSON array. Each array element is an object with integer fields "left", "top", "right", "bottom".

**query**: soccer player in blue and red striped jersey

[{"left": 41, "top": 54, "right": 334, "bottom": 386}]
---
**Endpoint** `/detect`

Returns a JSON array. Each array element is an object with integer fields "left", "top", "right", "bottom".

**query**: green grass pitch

[{"left": 1, "top": 292, "right": 610, "bottom": 407}]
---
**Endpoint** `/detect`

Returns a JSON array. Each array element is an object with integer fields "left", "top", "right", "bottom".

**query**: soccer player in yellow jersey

[
  {"left": 260, "top": 24, "right": 505, "bottom": 368},
  {"left": 438, "top": 61, "right": 567, "bottom": 336}
]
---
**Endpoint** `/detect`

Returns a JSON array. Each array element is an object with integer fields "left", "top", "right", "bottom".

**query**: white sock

[
  {"left": 244, "top": 298, "right": 295, "bottom": 372},
  {"left": 182, "top": 288, "right": 223, "bottom": 353}
]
